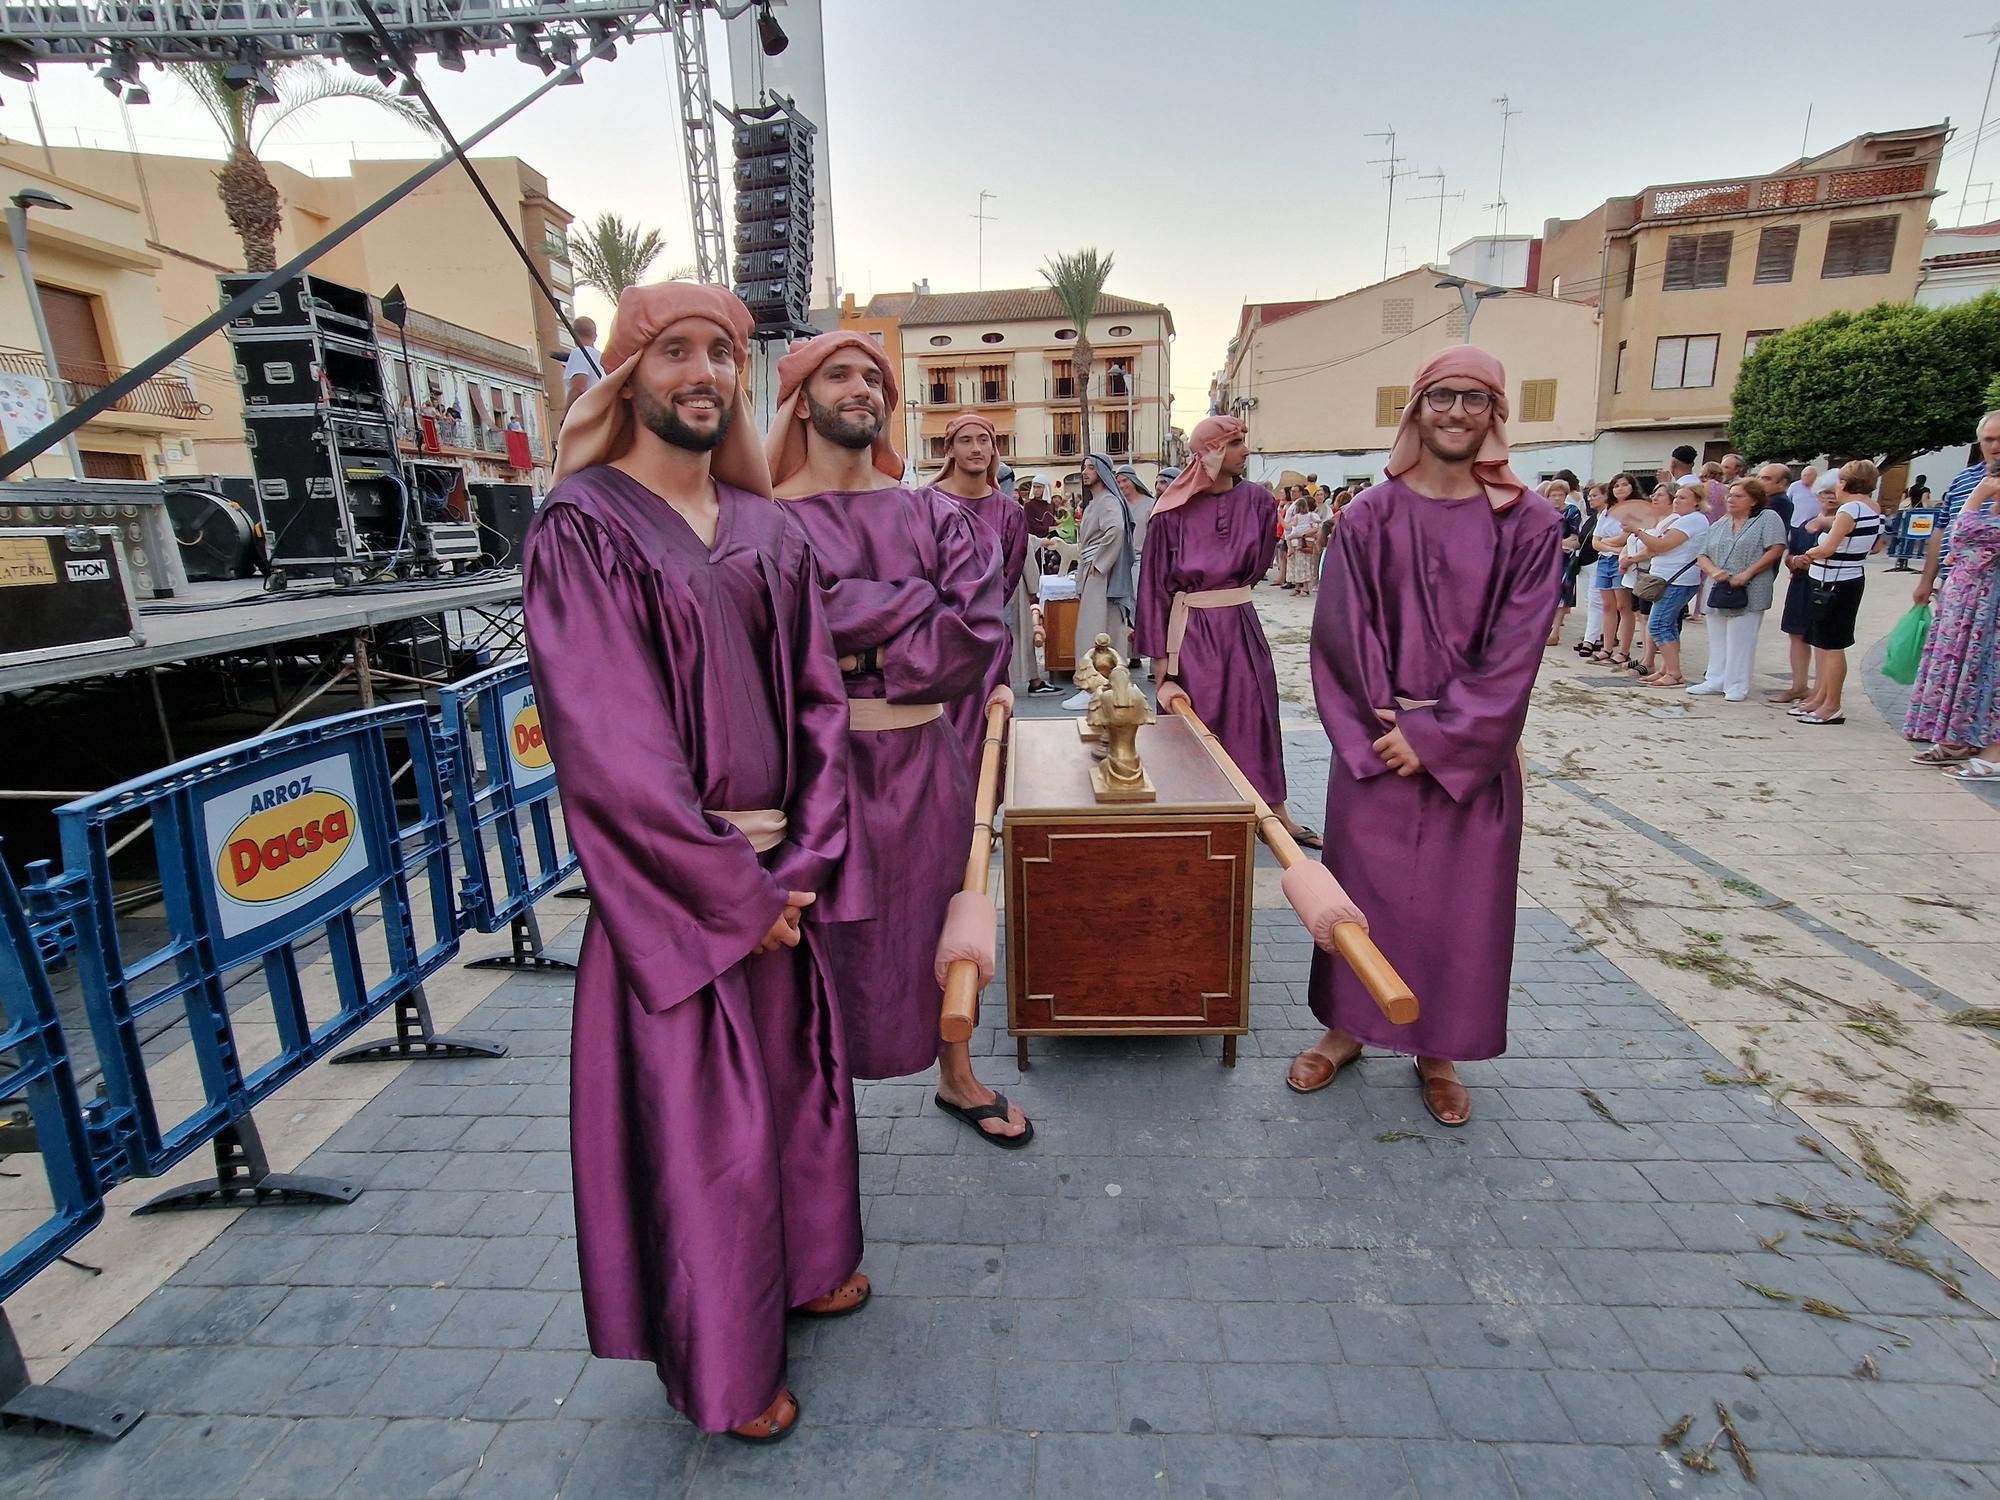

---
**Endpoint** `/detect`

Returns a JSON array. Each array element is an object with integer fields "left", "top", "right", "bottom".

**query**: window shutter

[
  {"left": 1823, "top": 216, "right": 1898, "bottom": 277},
  {"left": 1754, "top": 226, "right": 1799, "bottom": 283},
  {"left": 1662, "top": 236, "right": 1699, "bottom": 291},
  {"left": 1375, "top": 385, "right": 1409, "bottom": 427},
  {"left": 1694, "top": 232, "right": 1732, "bottom": 287},
  {"left": 1519, "top": 379, "right": 1557, "bottom": 423}
]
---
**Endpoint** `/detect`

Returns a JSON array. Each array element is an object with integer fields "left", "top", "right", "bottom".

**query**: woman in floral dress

[{"left": 1905, "top": 473, "right": 2000, "bottom": 779}]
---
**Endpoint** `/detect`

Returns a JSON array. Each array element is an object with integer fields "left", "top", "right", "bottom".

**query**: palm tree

[
  {"left": 172, "top": 60, "right": 438, "bottom": 272},
  {"left": 1040, "top": 248, "right": 1116, "bottom": 456},
  {"left": 572, "top": 212, "right": 686, "bottom": 300}
]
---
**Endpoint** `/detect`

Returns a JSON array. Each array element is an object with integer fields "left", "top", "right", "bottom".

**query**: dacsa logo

[
  {"left": 511, "top": 701, "right": 551, "bottom": 771},
  {"left": 217, "top": 775, "right": 356, "bottom": 903}
]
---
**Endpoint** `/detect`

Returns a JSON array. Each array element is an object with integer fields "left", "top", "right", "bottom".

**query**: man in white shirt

[{"left": 562, "top": 316, "right": 605, "bottom": 414}]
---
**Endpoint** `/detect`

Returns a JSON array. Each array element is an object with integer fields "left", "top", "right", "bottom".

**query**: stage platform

[{"left": 0, "top": 573, "right": 523, "bottom": 696}]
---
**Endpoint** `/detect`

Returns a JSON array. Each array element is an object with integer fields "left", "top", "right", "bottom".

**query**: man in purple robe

[
  {"left": 768, "top": 332, "right": 1030, "bottom": 1146},
  {"left": 523, "top": 283, "right": 866, "bottom": 1443},
  {"left": 1135, "top": 415, "right": 1321, "bottom": 846},
  {"left": 925, "top": 410, "right": 1027, "bottom": 772},
  {"left": 1288, "top": 345, "right": 1560, "bottom": 1125}
]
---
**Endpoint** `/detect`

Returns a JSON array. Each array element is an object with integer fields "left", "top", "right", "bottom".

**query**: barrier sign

[
  {"left": 201, "top": 749, "right": 375, "bottom": 961},
  {"left": 497, "top": 680, "right": 555, "bottom": 792},
  {"left": 439, "top": 660, "right": 577, "bottom": 945}
]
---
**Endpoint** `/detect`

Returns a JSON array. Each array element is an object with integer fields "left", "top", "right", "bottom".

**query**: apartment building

[
  {"left": 1537, "top": 125, "right": 1946, "bottom": 476},
  {"left": 0, "top": 152, "right": 203, "bottom": 481},
  {"left": 856, "top": 284, "right": 1175, "bottom": 484},
  {"left": 8, "top": 145, "right": 574, "bottom": 480},
  {"left": 1215, "top": 263, "right": 1601, "bottom": 488}
]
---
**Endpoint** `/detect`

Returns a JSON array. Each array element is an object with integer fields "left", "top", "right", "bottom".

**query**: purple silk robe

[
  {"left": 522, "top": 467, "right": 861, "bottom": 1432},
  {"left": 1306, "top": 479, "right": 1561, "bottom": 1060},
  {"left": 929, "top": 484, "right": 1027, "bottom": 773},
  {"left": 785, "top": 486, "right": 1006, "bottom": 1079},
  {"left": 1132, "top": 480, "right": 1288, "bottom": 804}
]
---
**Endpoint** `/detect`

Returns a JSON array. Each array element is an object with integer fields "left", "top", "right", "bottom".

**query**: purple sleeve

[
  {"left": 1312, "top": 505, "right": 1400, "bottom": 783},
  {"left": 1248, "top": 486, "right": 1280, "bottom": 585},
  {"left": 1133, "top": 507, "right": 1176, "bottom": 661},
  {"left": 881, "top": 497, "right": 1005, "bottom": 702},
  {"left": 524, "top": 505, "right": 787, "bottom": 1012},
  {"left": 818, "top": 571, "right": 939, "bottom": 656},
  {"left": 1395, "top": 510, "right": 1563, "bottom": 803},
  {"left": 766, "top": 523, "right": 849, "bottom": 897}
]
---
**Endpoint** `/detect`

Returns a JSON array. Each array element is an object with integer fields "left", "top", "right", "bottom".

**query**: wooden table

[
  {"left": 1003, "top": 714, "right": 1256, "bottom": 1066},
  {"left": 1041, "top": 596, "right": 1079, "bottom": 674}
]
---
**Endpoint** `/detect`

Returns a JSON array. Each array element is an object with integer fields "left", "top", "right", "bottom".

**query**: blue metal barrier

[
  {"left": 437, "top": 660, "right": 580, "bottom": 972},
  {"left": 47, "top": 701, "right": 500, "bottom": 1211},
  {"left": 1887, "top": 506, "right": 1936, "bottom": 571},
  {"left": 0, "top": 857, "right": 138, "bottom": 1438}
]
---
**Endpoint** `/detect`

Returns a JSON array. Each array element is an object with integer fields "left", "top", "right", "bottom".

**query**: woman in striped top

[{"left": 1790, "top": 459, "right": 1884, "bottom": 726}]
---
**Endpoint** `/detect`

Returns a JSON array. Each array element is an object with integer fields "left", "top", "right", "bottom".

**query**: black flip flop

[
  {"left": 1293, "top": 827, "right": 1325, "bottom": 850},
  {"left": 935, "top": 1091, "right": 1035, "bottom": 1150}
]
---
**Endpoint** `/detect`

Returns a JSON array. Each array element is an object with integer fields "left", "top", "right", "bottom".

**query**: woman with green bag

[{"left": 1882, "top": 603, "right": 1931, "bottom": 684}]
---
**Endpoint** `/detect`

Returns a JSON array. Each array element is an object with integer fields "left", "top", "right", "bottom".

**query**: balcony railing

[
  {"left": 925, "top": 381, "right": 964, "bottom": 407},
  {"left": 1106, "top": 432, "right": 1130, "bottom": 456},
  {"left": 1053, "top": 433, "right": 1080, "bottom": 456},
  {"left": 1049, "top": 376, "right": 1076, "bottom": 399},
  {"left": 0, "top": 349, "right": 208, "bottom": 422},
  {"left": 1642, "top": 161, "right": 1931, "bottom": 221},
  {"left": 977, "top": 379, "right": 1013, "bottom": 405},
  {"left": 395, "top": 410, "right": 545, "bottom": 464}
]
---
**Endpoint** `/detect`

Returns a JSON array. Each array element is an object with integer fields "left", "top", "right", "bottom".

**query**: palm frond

[
  {"left": 1039, "top": 248, "right": 1117, "bottom": 328},
  {"left": 572, "top": 212, "right": 671, "bottom": 299},
  {"left": 252, "top": 59, "right": 442, "bottom": 153}
]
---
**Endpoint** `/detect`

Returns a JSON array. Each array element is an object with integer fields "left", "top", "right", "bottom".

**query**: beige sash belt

[
  {"left": 1164, "top": 585, "right": 1255, "bottom": 675},
  {"left": 710, "top": 807, "right": 787, "bottom": 853},
  {"left": 846, "top": 698, "right": 944, "bottom": 732}
]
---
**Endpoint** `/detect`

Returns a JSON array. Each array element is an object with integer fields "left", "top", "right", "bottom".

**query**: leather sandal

[
  {"left": 729, "top": 1389, "right": 800, "bottom": 1445},
  {"left": 1287, "top": 1041, "right": 1362, "bottom": 1094},
  {"left": 795, "top": 1272, "right": 871, "bottom": 1319},
  {"left": 1413, "top": 1058, "right": 1470, "bottom": 1127}
]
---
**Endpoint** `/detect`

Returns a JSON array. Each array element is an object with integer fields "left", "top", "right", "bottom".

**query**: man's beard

[
  {"left": 634, "top": 385, "right": 732, "bottom": 453},
  {"left": 807, "top": 393, "right": 881, "bottom": 450}
]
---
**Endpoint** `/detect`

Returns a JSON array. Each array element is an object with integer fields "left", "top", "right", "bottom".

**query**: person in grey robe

[{"left": 1065, "top": 452, "right": 1137, "bottom": 708}]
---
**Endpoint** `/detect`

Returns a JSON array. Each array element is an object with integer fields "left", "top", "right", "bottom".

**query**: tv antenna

[
  {"left": 1409, "top": 169, "right": 1465, "bottom": 264},
  {"left": 1364, "top": 128, "right": 1410, "bottom": 282},
  {"left": 1491, "top": 95, "right": 1523, "bottom": 234},
  {"left": 971, "top": 189, "right": 998, "bottom": 290}
]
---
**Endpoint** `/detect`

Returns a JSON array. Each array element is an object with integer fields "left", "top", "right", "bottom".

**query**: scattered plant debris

[
  {"left": 1737, "top": 1280, "right": 1794, "bottom": 1302},
  {"left": 1582, "top": 1089, "right": 1630, "bottom": 1131},
  {"left": 1716, "top": 1400, "right": 1757, "bottom": 1483}
]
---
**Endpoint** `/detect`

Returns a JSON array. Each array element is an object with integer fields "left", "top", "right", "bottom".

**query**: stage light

[
  {"left": 512, "top": 23, "right": 555, "bottom": 74},
  {"left": 756, "top": 2, "right": 788, "bottom": 57},
  {"left": 341, "top": 35, "right": 381, "bottom": 77},
  {"left": 125, "top": 82, "right": 151, "bottom": 106},
  {"left": 585, "top": 18, "right": 621, "bottom": 62},
  {"left": 435, "top": 30, "right": 467, "bottom": 71},
  {"left": 0, "top": 42, "right": 41, "bottom": 83},
  {"left": 548, "top": 31, "right": 577, "bottom": 67}
]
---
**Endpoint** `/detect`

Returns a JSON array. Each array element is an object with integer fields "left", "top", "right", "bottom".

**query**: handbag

[
  {"left": 1707, "top": 579, "right": 1749, "bottom": 610},
  {"left": 1630, "top": 557, "right": 1698, "bottom": 604}
]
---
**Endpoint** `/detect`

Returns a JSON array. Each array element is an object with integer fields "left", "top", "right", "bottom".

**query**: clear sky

[{"left": 5, "top": 0, "right": 2000, "bottom": 424}]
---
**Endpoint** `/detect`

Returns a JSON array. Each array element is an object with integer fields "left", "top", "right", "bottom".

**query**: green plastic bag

[{"left": 1882, "top": 603, "right": 1932, "bottom": 685}]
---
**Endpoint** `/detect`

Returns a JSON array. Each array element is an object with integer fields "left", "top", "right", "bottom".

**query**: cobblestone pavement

[{"left": 5, "top": 613, "right": 2000, "bottom": 1498}]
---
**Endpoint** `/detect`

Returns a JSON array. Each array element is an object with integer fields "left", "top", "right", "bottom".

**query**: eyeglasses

[{"left": 1421, "top": 387, "right": 1495, "bottom": 415}]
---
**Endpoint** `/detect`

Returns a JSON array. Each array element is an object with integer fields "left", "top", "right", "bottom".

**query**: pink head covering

[
  {"left": 1152, "top": 414, "right": 1248, "bottom": 517},
  {"left": 1383, "top": 345, "right": 1526, "bottom": 511},
  {"left": 766, "top": 330, "right": 904, "bottom": 489},
  {"left": 933, "top": 411, "right": 1001, "bottom": 490},
  {"left": 551, "top": 281, "right": 772, "bottom": 497}
]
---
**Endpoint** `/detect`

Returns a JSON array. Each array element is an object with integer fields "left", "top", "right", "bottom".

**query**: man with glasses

[{"left": 1287, "top": 346, "right": 1561, "bottom": 1127}]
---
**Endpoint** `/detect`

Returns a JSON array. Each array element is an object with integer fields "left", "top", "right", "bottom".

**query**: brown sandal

[
  {"left": 730, "top": 1389, "right": 800, "bottom": 1444},
  {"left": 1413, "top": 1058, "right": 1470, "bottom": 1127},
  {"left": 795, "top": 1272, "right": 871, "bottom": 1319},
  {"left": 1287, "top": 1041, "right": 1362, "bottom": 1094}
]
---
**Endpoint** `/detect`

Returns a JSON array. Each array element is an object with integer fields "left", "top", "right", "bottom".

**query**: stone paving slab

[{"left": 3, "top": 903, "right": 1997, "bottom": 1499}]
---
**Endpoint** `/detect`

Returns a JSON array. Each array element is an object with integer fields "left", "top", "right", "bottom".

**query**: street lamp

[
  {"left": 1434, "top": 277, "right": 1507, "bottom": 343},
  {"left": 7, "top": 188, "right": 86, "bottom": 477},
  {"left": 905, "top": 397, "right": 922, "bottom": 479}
]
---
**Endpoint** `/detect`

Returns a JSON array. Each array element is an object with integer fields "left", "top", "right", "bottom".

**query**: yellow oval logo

[
  {"left": 216, "top": 790, "right": 357, "bottom": 904},
  {"left": 510, "top": 704, "right": 551, "bottom": 770}
]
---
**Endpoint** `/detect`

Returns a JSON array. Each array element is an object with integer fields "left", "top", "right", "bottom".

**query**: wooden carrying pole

[
  {"left": 1169, "top": 699, "right": 1419, "bottom": 1026},
  {"left": 939, "top": 697, "right": 1010, "bottom": 1043}
]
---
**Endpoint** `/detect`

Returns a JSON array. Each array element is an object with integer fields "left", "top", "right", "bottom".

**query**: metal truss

[
  {"left": 666, "top": 0, "right": 726, "bottom": 285},
  {"left": 0, "top": 1, "right": 659, "bottom": 63}
]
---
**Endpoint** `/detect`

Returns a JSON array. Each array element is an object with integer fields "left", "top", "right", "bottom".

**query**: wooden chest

[{"left": 1003, "top": 714, "right": 1257, "bottom": 1066}]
